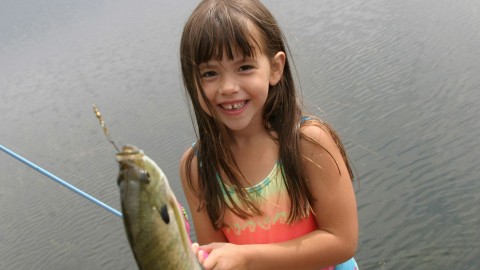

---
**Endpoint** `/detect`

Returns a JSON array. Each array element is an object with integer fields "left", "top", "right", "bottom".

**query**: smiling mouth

[{"left": 220, "top": 101, "right": 247, "bottom": 111}]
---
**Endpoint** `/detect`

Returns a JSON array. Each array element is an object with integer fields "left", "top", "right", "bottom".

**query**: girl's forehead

[
  {"left": 200, "top": 31, "right": 266, "bottom": 63},
  {"left": 197, "top": 24, "right": 265, "bottom": 65}
]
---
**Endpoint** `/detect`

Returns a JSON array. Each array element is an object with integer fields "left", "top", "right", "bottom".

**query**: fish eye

[{"left": 140, "top": 170, "right": 150, "bottom": 184}]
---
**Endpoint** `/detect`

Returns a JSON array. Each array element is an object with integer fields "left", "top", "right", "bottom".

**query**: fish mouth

[
  {"left": 116, "top": 145, "right": 144, "bottom": 162},
  {"left": 219, "top": 100, "right": 248, "bottom": 111}
]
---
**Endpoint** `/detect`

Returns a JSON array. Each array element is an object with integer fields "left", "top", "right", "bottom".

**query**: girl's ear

[{"left": 269, "top": 51, "right": 286, "bottom": 86}]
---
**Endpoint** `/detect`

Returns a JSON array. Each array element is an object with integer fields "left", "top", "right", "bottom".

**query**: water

[{"left": 1, "top": 0, "right": 479, "bottom": 269}]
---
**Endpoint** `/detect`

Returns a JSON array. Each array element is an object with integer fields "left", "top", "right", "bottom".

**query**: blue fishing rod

[{"left": 0, "top": 144, "right": 122, "bottom": 218}]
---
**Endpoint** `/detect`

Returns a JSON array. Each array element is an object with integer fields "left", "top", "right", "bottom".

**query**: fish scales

[{"left": 116, "top": 145, "right": 203, "bottom": 270}]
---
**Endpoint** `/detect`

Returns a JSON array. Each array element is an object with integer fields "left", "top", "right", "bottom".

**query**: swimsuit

[{"left": 219, "top": 161, "right": 359, "bottom": 270}]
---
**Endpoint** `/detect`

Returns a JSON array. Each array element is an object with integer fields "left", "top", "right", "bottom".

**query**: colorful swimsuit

[{"left": 219, "top": 161, "right": 359, "bottom": 270}]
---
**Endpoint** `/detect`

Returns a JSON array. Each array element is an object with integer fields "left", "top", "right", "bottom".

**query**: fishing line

[{"left": 0, "top": 144, "right": 122, "bottom": 218}]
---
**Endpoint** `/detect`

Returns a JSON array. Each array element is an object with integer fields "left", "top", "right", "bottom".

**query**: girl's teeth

[{"left": 222, "top": 101, "right": 245, "bottom": 110}]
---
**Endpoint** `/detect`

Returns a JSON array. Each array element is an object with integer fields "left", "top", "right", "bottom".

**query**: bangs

[{"left": 192, "top": 7, "right": 263, "bottom": 64}]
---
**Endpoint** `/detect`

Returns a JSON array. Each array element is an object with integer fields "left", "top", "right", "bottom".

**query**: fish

[
  {"left": 116, "top": 145, "right": 204, "bottom": 270},
  {"left": 93, "top": 105, "right": 202, "bottom": 269}
]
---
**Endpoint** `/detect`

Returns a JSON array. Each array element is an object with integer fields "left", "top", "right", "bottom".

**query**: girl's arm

[
  {"left": 179, "top": 149, "right": 228, "bottom": 245},
  {"left": 198, "top": 126, "right": 358, "bottom": 270}
]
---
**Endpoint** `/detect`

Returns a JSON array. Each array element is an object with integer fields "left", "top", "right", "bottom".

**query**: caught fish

[
  {"left": 93, "top": 105, "right": 203, "bottom": 270},
  {"left": 116, "top": 145, "right": 203, "bottom": 270}
]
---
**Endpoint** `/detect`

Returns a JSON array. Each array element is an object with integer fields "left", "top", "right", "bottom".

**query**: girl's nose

[{"left": 219, "top": 76, "right": 239, "bottom": 95}]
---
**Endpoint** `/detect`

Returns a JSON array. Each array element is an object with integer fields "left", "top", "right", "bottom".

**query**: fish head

[{"left": 116, "top": 145, "right": 171, "bottom": 224}]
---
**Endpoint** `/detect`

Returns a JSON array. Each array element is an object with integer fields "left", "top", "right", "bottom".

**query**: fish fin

[{"left": 169, "top": 195, "right": 192, "bottom": 254}]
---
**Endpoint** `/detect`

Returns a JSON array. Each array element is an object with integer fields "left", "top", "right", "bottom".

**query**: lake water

[{"left": 1, "top": 0, "right": 479, "bottom": 269}]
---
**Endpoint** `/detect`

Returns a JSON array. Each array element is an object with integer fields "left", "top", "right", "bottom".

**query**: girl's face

[{"left": 197, "top": 34, "right": 285, "bottom": 133}]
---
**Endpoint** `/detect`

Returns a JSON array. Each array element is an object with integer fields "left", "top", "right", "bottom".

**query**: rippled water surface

[{"left": 1, "top": 1, "right": 479, "bottom": 269}]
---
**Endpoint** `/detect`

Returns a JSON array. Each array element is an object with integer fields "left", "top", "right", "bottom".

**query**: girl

[{"left": 179, "top": 0, "right": 359, "bottom": 269}]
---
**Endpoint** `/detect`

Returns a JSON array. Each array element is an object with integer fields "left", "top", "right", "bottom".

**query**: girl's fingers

[
  {"left": 199, "top": 242, "right": 223, "bottom": 253},
  {"left": 198, "top": 249, "right": 206, "bottom": 263},
  {"left": 193, "top": 243, "right": 209, "bottom": 265},
  {"left": 201, "top": 248, "right": 209, "bottom": 259},
  {"left": 199, "top": 243, "right": 213, "bottom": 253},
  {"left": 191, "top": 243, "right": 200, "bottom": 255}
]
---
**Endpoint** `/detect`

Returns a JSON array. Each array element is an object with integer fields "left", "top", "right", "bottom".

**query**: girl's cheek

[{"left": 201, "top": 83, "right": 216, "bottom": 98}]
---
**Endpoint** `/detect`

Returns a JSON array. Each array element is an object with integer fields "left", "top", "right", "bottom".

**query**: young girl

[{"left": 179, "top": 0, "right": 359, "bottom": 269}]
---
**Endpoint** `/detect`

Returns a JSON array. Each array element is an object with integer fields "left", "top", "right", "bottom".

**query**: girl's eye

[
  {"left": 201, "top": 71, "right": 217, "bottom": 78},
  {"left": 239, "top": 65, "right": 254, "bottom": 72}
]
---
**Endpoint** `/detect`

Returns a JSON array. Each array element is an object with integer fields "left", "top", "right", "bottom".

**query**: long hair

[{"left": 180, "top": 0, "right": 353, "bottom": 229}]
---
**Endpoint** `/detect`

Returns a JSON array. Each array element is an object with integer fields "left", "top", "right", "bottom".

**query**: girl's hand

[
  {"left": 196, "top": 242, "right": 249, "bottom": 270},
  {"left": 192, "top": 242, "right": 209, "bottom": 261}
]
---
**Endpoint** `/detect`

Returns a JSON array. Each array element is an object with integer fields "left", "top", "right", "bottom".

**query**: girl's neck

[
  {"left": 226, "top": 124, "right": 279, "bottom": 187},
  {"left": 227, "top": 115, "right": 271, "bottom": 147},
  {"left": 229, "top": 127, "right": 271, "bottom": 147}
]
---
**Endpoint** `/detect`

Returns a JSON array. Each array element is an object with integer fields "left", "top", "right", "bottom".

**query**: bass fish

[
  {"left": 93, "top": 105, "right": 203, "bottom": 270},
  {"left": 116, "top": 145, "right": 203, "bottom": 270}
]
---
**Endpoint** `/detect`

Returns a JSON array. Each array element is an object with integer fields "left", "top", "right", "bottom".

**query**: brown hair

[{"left": 180, "top": 0, "right": 353, "bottom": 229}]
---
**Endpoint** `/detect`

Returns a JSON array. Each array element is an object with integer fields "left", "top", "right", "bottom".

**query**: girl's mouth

[{"left": 219, "top": 101, "right": 247, "bottom": 111}]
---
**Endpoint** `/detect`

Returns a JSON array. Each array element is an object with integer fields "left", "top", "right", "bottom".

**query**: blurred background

[{"left": 1, "top": 0, "right": 479, "bottom": 269}]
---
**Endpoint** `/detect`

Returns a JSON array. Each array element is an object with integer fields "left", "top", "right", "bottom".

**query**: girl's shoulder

[
  {"left": 299, "top": 117, "right": 344, "bottom": 164},
  {"left": 299, "top": 115, "right": 354, "bottom": 180},
  {"left": 300, "top": 123, "right": 337, "bottom": 154},
  {"left": 299, "top": 116, "right": 336, "bottom": 146}
]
